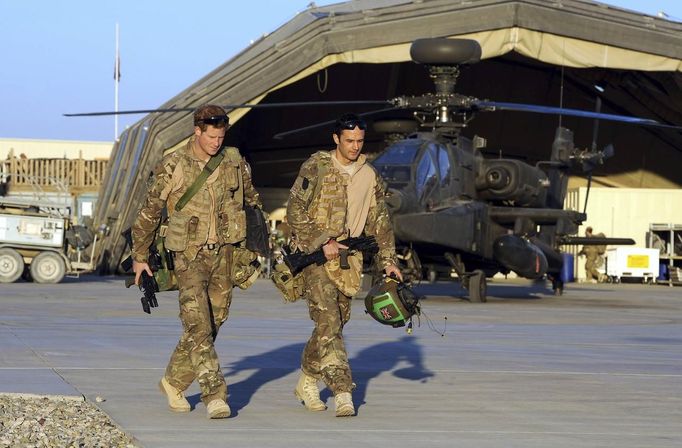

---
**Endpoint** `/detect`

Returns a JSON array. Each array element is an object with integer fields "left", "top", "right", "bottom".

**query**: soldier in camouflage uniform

[
  {"left": 578, "top": 226, "right": 607, "bottom": 283},
  {"left": 286, "top": 113, "right": 402, "bottom": 417},
  {"left": 131, "top": 105, "right": 262, "bottom": 419}
]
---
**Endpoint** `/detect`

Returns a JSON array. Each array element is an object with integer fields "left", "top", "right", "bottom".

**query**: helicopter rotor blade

[
  {"left": 473, "top": 100, "right": 682, "bottom": 130},
  {"left": 272, "top": 106, "right": 399, "bottom": 140},
  {"left": 64, "top": 108, "right": 194, "bottom": 117},
  {"left": 63, "top": 100, "right": 392, "bottom": 117}
]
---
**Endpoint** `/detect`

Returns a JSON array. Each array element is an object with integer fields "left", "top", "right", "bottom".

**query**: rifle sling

[{"left": 174, "top": 149, "right": 226, "bottom": 212}]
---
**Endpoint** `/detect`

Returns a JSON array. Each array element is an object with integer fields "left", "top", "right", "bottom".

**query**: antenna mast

[{"left": 114, "top": 23, "right": 120, "bottom": 141}]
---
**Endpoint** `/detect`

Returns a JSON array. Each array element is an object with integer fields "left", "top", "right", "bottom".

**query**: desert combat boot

[
  {"left": 334, "top": 392, "right": 355, "bottom": 417},
  {"left": 294, "top": 372, "right": 326, "bottom": 411},
  {"left": 158, "top": 377, "right": 190, "bottom": 412},
  {"left": 206, "top": 399, "right": 231, "bottom": 419}
]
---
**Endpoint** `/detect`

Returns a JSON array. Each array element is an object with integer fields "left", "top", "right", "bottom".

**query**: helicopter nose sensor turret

[{"left": 385, "top": 187, "right": 421, "bottom": 216}]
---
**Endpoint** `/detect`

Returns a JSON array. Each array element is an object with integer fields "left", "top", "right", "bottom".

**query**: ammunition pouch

[
  {"left": 324, "top": 250, "right": 363, "bottom": 297},
  {"left": 271, "top": 260, "right": 306, "bottom": 302},
  {"left": 231, "top": 246, "right": 261, "bottom": 290}
]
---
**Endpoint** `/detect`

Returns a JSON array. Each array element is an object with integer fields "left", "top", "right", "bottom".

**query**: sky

[{"left": 1, "top": 0, "right": 681, "bottom": 143}]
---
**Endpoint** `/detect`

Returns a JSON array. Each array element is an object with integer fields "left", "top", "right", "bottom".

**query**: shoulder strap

[
  {"left": 308, "top": 153, "right": 329, "bottom": 206},
  {"left": 174, "top": 148, "right": 226, "bottom": 212}
]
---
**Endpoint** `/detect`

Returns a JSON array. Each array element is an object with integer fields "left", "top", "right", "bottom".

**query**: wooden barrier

[{"left": 0, "top": 156, "right": 108, "bottom": 194}]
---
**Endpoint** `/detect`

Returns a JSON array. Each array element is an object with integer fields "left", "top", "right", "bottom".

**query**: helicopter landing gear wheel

[
  {"left": 0, "top": 248, "right": 24, "bottom": 283},
  {"left": 468, "top": 270, "right": 487, "bottom": 303},
  {"left": 30, "top": 251, "right": 66, "bottom": 284},
  {"left": 427, "top": 268, "right": 438, "bottom": 283}
]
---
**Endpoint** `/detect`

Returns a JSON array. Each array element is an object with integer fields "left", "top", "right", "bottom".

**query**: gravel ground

[{"left": 0, "top": 394, "right": 138, "bottom": 448}]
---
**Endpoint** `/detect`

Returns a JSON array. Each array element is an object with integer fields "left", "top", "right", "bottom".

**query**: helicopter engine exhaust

[
  {"left": 476, "top": 159, "right": 548, "bottom": 207},
  {"left": 493, "top": 234, "right": 548, "bottom": 279}
]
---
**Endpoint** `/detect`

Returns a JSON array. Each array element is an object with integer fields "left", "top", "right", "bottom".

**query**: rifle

[
  {"left": 121, "top": 228, "right": 161, "bottom": 314},
  {"left": 125, "top": 271, "right": 159, "bottom": 314},
  {"left": 283, "top": 235, "right": 379, "bottom": 275}
]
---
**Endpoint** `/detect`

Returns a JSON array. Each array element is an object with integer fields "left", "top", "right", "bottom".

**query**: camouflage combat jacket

[
  {"left": 287, "top": 150, "right": 397, "bottom": 269},
  {"left": 131, "top": 138, "right": 261, "bottom": 263},
  {"left": 580, "top": 232, "right": 607, "bottom": 258}
]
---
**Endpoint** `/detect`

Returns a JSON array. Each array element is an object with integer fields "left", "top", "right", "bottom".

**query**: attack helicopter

[
  {"left": 364, "top": 38, "right": 636, "bottom": 301},
  {"left": 274, "top": 38, "right": 653, "bottom": 301},
  {"left": 66, "top": 37, "right": 680, "bottom": 301}
]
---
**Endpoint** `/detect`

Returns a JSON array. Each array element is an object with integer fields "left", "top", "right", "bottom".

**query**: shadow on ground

[{"left": 204, "top": 335, "right": 433, "bottom": 415}]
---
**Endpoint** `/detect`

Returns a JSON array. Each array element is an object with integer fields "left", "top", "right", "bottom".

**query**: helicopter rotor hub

[{"left": 428, "top": 65, "right": 460, "bottom": 96}]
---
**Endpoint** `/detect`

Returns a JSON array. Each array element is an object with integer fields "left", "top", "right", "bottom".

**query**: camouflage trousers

[
  {"left": 585, "top": 254, "right": 603, "bottom": 281},
  {"left": 165, "top": 244, "right": 233, "bottom": 405},
  {"left": 301, "top": 264, "right": 353, "bottom": 395}
]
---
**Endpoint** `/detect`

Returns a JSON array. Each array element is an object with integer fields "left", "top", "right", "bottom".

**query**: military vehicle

[{"left": 0, "top": 178, "right": 103, "bottom": 284}]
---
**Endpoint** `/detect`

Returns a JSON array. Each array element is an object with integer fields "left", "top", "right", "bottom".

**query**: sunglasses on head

[
  {"left": 339, "top": 119, "right": 367, "bottom": 131},
  {"left": 197, "top": 115, "right": 229, "bottom": 126}
]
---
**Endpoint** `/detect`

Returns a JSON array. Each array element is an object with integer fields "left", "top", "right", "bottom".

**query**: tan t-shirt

[{"left": 331, "top": 153, "right": 376, "bottom": 238}]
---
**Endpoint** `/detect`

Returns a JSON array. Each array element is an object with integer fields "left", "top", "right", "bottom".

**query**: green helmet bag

[{"left": 364, "top": 277, "right": 421, "bottom": 328}]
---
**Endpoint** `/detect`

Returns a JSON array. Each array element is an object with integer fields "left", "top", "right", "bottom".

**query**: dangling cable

[
  {"left": 316, "top": 68, "right": 328, "bottom": 94},
  {"left": 558, "top": 65, "right": 565, "bottom": 129},
  {"left": 419, "top": 308, "right": 448, "bottom": 337}
]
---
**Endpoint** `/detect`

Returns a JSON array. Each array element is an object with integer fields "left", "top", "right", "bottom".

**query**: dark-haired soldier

[
  {"left": 286, "top": 113, "right": 402, "bottom": 417},
  {"left": 131, "top": 104, "right": 262, "bottom": 419}
]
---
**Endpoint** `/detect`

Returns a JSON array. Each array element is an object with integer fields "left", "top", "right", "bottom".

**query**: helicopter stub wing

[
  {"left": 391, "top": 205, "right": 556, "bottom": 280},
  {"left": 559, "top": 236, "right": 635, "bottom": 246},
  {"left": 391, "top": 201, "right": 491, "bottom": 258}
]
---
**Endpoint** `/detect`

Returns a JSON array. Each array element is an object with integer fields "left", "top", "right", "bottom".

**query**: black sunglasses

[
  {"left": 339, "top": 119, "right": 367, "bottom": 131},
  {"left": 197, "top": 115, "right": 229, "bottom": 126}
]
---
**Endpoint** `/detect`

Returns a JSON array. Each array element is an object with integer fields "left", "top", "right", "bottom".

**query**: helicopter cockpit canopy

[
  {"left": 373, "top": 136, "right": 464, "bottom": 213},
  {"left": 372, "top": 138, "right": 420, "bottom": 189}
]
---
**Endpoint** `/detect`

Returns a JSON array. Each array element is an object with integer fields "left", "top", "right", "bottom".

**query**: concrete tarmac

[{"left": 1, "top": 276, "right": 681, "bottom": 447}]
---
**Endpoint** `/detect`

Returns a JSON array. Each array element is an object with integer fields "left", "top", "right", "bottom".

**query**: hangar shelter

[{"left": 92, "top": 0, "right": 682, "bottom": 272}]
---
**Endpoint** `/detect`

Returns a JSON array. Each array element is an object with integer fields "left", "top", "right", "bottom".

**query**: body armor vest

[
  {"left": 308, "top": 152, "right": 348, "bottom": 238},
  {"left": 164, "top": 147, "right": 246, "bottom": 252}
]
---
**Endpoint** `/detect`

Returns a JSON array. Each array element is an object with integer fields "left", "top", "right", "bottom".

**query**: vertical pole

[{"left": 114, "top": 23, "right": 120, "bottom": 142}]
